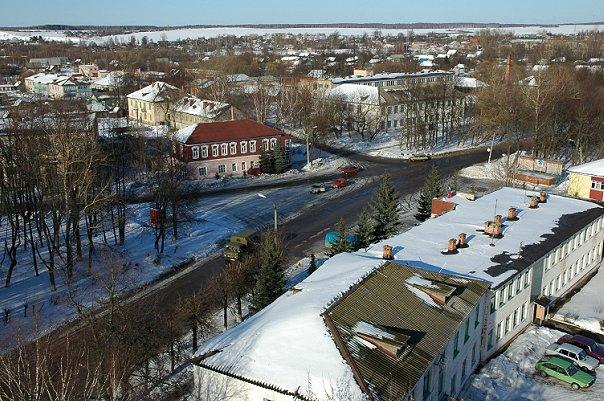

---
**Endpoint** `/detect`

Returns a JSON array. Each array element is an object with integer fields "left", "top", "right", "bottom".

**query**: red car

[
  {"left": 331, "top": 178, "right": 348, "bottom": 189},
  {"left": 339, "top": 164, "right": 361, "bottom": 177},
  {"left": 556, "top": 334, "right": 604, "bottom": 363}
]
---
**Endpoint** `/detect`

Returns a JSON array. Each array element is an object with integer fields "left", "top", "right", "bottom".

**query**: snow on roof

[
  {"left": 170, "top": 96, "right": 230, "bottom": 118},
  {"left": 195, "top": 252, "right": 378, "bottom": 399},
  {"left": 568, "top": 158, "right": 604, "bottom": 177},
  {"left": 126, "top": 81, "right": 178, "bottom": 102},
  {"left": 324, "top": 83, "right": 380, "bottom": 104},
  {"left": 172, "top": 124, "right": 198, "bottom": 143},
  {"left": 455, "top": 77, "right": 487, "bottom": 88},
  {"left": 331, "top": 69, "right": 453, "bottom": 84},
  {"left": 91, "top": 71, "right": 124, "bottom": 88},
  {"left": 194, "top": 187, "right": 601, "bottom": 399}
]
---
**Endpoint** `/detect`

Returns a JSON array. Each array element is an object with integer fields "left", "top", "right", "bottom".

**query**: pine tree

[
  {"left": 273, "top": 145, "right": 288, "bottom": 174},
  {"left": 415, "top": 166, "right": 444, "bottom": 222},
  {"left": 251, "top": 231, "right": 284, "bottom": 311},
  {"left": 451, "top": 169, "right": 460, "bottom": 193},
  {"left": 331, "top": 218, "right": 353, "bottom": 254},
  {"left": 356, "top": 207, "right": 374, "bottom": 250},
  {"left": 259, "top": 150, "right": 275, "bottom": 174},
  {"left": 308, "top": 253, "right": 317, "bottom": 275},
  {"left": 370, "top": 173, "right": 400, "bottom": 241}
]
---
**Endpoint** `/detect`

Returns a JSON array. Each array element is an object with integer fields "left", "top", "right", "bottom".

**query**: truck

[
  {"left": 223, "top": 229, "right": 257, "bottom": 262},
  {"left": 324, "top": 231, "right": 358, "bottom": 255}
]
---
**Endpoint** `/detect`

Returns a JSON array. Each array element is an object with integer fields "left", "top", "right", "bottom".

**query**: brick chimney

[
  {"left": 539, "top": 191, "right": 547, "bottom": 203},
  {"left": 382, "top": 245, "right": 394, "bottom": 260},
  {"left": 529, "top": 197, "right": 539, "bottom": 209},
  {"left": 457, "top": 232, "right": 468, "bottom": 248},
  {"left": 494, "top": 214, "right": 503, "bottom": 224},
  {"left": 447, "top": 238, "right": 459, "bottom": 254},
  {"left": 508, "top": 207, "right": 518, "bottom": 221}
]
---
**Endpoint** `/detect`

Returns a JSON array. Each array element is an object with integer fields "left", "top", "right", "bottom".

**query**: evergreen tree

[
  {"left": 415, "top": 166, "right": 444, "bottom": 222},
  {"left": 251, "top": 231, "right": 284, "bottom": 311},
  {"left": 451, "top": 169, "right": 460, "bottom": 193},
  {"left": 273, "top": 145, "right": 288, "bottom": 174},
  {"left": 308, "top": 253, "right": 317, "bottom": 275},
  {"left": 370, "top": 173, "right": 400, "bottom": 241},
  {"left": 259, "top": 150, "right": 275, "bottom": 174},
  {"left": 356, "top": 207, "right": 374, "bottom": 250},
  {"left": 331, "top": 218, "right": 353, "bottom": 254}
]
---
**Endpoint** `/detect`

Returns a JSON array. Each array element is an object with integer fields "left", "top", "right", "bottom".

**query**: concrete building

[
  {"left": 126, "top": 81, "right": 179, "bottom": 126},
  {"left": 191, "top": 187, "right": 603, "bottom": 401},
  {"left": 567, "top": 159, "right": 604, "bottom": 201},
  {"left": 172, "top": 119, "right": 290, "bottom": 179},
  {"left": 331, "top": 70, "right": 455, "bottom": 89}
]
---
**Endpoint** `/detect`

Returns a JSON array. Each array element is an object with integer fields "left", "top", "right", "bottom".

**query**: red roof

[{"left": 177, "top": 118, "right": 285, "bottom": 144}]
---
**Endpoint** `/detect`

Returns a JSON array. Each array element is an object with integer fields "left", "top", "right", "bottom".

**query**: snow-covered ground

[
  {"left": 0, "top": 24, "right": 600, "bottom": 44},
  {"left": 327, "top": 131, "right": 489, "bottom": 159},
  {"left": 462, "top": 325, "right": 604, "bottom": 401},
  {"left": 459, "top": 152, "right": 518, "bottom": 181},
  {"left": 553, "top": 261, "right": 604, "bottom": 335},
  {"left": 0, "top": 177, "right": 366, "bottom": 349}
]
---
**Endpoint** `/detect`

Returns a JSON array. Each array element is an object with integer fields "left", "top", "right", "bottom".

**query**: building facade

[
  {"left": 173, "top": 119, "right": 291, "bottom": 179},
  {"left": 567, "top": 159, "right": 604, "bottom": 201},
  {"left": 169, "top": 96, "right": 243, "bottom": 129},
  {"left": 126, "top": 81, "right": 179, "bottom": 126}
]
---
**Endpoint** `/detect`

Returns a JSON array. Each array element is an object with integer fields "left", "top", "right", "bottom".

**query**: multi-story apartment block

[
  {"left": 126, "top": 81, "right": 179, "bottom": 126},
  {"left": 191, "top": 188, "right": 603, "bottom": 401}
]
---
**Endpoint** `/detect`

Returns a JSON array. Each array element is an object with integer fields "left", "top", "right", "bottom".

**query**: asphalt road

[{"left": 51, "top": 143, "right": 505, "bottom": 347}]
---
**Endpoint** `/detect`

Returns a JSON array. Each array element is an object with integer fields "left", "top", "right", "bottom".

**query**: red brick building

[{"left": 172, "top": 119, "right": 291, "bottom": 179}]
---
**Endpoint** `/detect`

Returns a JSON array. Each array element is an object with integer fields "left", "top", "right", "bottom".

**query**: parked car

[
  {"left": 310, "top": 184, "right": 327, "bottom": 194},
  {"left": 331, "top": 178, "right": 348, "bottom": 189},
  {"left": 535, "top": 356, "right": 595, "bottom": 390},
  {"left": 339, "top": 164, "right": 361, "bottom": 177},
  {"left": 545, "top": 342, "right": 599, "bottom": 371},
  {"left": 556, "top": 334, "right": 604, "bottom": 363}
]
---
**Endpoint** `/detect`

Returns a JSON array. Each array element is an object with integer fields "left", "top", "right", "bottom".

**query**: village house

[
  {"left": 169, "top": 95, "right": 243, "bottom": 129},
  {"left": 126, "top": 81, "right": 179, "bottom": 125},
  {"left": 24, "top": 73, "right": 91, "bottom": 99},
  {"left": 567, "top": 158, "right": 604, "bottom": 201},
  {"left": 191, "top": 187, "right": 604, "bottom": 401},
  {"left": 78, "top": 64, "right": 100, "bottom": 78},
  {"left": 172, "top": 118, "right": 291, "bottom": 179}
]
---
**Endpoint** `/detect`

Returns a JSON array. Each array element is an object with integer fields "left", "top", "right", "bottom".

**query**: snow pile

[
  {"left": 554, "top": 261, "right": 604, "bottom": 335},
  {"left": 462, "top": 326, "right": 604, "bottom": 401},
  {"left": 459, "top": 154, "right": 515, "bottom": 180}
]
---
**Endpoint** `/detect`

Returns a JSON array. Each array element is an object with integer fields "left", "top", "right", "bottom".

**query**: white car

[{"left": 545, "top": 342, "right": 599, "bottom": 372}]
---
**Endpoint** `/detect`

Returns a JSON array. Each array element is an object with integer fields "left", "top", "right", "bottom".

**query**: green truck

[{"left": 222, "top": 229, "right": 257, "bottom": 262}]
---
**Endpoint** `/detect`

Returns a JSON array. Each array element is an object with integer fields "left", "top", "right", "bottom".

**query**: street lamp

[{"left": 258, "top": 193, "right": 278, "bottom": 231}]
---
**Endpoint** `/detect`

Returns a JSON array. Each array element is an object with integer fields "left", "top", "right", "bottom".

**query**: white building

[{"left": 192, "top": 188, "right": 604, "bottom": 401}]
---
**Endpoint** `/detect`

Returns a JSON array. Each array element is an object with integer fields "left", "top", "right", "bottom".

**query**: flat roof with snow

[
  {"left": 193, "top": 187, "right": 602, "bottom": 399},
  {"left": 568, "top": 158, "right": 604, "bottom": 177}
]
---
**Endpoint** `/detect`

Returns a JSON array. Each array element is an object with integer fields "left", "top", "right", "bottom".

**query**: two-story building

[
  {"left": 172, "top": 118, "right": 290, "bottom": 179},
  {"left": 169, "top": 96, "right": 243, "bottom": 129},
  {"left": 191, "top": 187, "right": 603, "bottom": 401},
  {"left": 126, "top": 81, "right": 179, "bottom": 126},
  {"left": 567, "top": 158, "right": 604, "bottom": 201},
  {"left": 24, "top": 73, "right": 91, "bottom": 99}
]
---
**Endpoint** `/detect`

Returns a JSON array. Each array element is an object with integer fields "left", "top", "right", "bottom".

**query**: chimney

[
  {"left": 382, "top": 245, "right": 394, "bottom": 260},
  {"left": 529, "top": 197, "right": 539, "bottom": 209},
  {"left": 539, "top": 191, "right": 547, "bottom": 203},
  {"left": 508, "top": 207, "right": 518, "bottom": 221},
  {"left": 484, "top": 221, "right": 503, "bottom": 237},
  {"left": 494, "top": 214, "right": 503, "bottom": 224},
  {"left": 457, "top": 232, "right": 468, "bottom": 248},
  {"left": 447, "top": 239, "right": 459, "bottom": 253}
]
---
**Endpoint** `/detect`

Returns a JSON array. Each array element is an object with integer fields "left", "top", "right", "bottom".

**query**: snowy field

[
  {"left": 0, "top": 177, "right": 366, "bottom": 348},
  {"left": 0, "top": 24, "right": 600, "bottom": 44},
  {"left": 462, "top": 325, "right": 604, "bottom": 401},
  {"left": 553, "top": 261, "right": 604, "bottom": 335}
]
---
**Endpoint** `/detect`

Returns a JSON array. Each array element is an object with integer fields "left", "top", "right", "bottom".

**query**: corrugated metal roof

[{"left": 326, "top": 263, "right": 489, "bottom": 399}]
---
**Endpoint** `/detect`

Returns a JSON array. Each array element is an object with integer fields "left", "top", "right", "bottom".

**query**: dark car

[{"left": 556, "top": 334, "right": 604, "bottom": 363}]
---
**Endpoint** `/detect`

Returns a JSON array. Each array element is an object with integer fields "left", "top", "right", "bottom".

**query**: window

[
  {"left": 505, "top": 315, "right": 512, "bottom": 334},
  {"left": 220, "top": 143, "right": 228, "bottom": 156},
  {"left": 270, "top": 138, "right": 277, "bottom": 150},
  {"left": 513, "top": 308, "right": 519, "bottom": 327},
  {"left": 521, "top": 302, "right": 528, "bottom": 322},
  {"left": 490, "top": 295, "right": 496, "bottom": 314},
  {"left": 250, "top": 140, "right": 257, "bottom": 153},
  {"left": 262, "top": 139, "right": 269, "bottom": 151},
  {"left": 198, "top": 167, "right": 207, "bottom": 176},
  {"left": 592, "top": 180, "right": 603, "bottom": 190},
  {"left": 464, "top": 319, "right": 470, "bottom": 342},
  {"left": 218, "top": 164, "right": 226, "bottom": 173},
  {"left": 211, "top": 145, "right": 219, "bottom": 157},
  {"left": 461, "top": 358, "right": 467, "bottom": 380},
  {"left": 488, "top": 329, "right": 494, "bottom": 349},
  {"left": 229, "top": 142, "right": 237, "bottom": 155},
  {"left": 191, "top": 146, "right": 200, "bottom": 159},
  {"left": 201, "top": 146, "right": 208, "bottom": 158},
  {"left": 240, "top": 141, "right": 248, "bottom": 153},
  {"left": 474, "top": 305, "right": 481, "bottom": 328},
  {"left": 453, "top": 331, "right": 460, "bottom": 357},
  {"left": 241, "top": 162, "right": 246, "bottom": 171},
  {"left": 250, "top": 160, "right": 256, "bottom": 168}
]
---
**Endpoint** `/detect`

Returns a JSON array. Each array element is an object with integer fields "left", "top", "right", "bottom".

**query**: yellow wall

[
  {"left": 567, "top": 172, "right": 592, "bottom": 199},
  {"left": 127, "top": 98, "right": 168, "bottom": 125}
]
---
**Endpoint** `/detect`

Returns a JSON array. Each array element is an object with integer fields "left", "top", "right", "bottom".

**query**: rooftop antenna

[{"left": 490, "top": 199, "right": 498, "bottom": 247}]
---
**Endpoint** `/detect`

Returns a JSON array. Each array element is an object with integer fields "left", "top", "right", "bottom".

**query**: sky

[{"left": 0, "top": 0, "right": 602, "bottom": 27}]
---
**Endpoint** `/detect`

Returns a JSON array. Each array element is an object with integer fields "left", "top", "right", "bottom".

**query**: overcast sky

[{"left": 0, "top": 0, "right": 602, "bottom": 27}]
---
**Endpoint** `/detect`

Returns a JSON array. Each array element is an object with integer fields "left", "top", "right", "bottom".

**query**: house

[
  {"left": 169, "top": 96, "right": 243, "bottom": 129},
  {"left": 191, "top": 187, "right": 604, "bottom": 401},
  {"left": 78, "top": 64, "right": 100, "bottom": 78},
  {"left": 172, "top": 118, "right": 291, "bottom": 179},
  {"left": 24, "top": 73, "right": 91, "bottom": 99},
  {"left": 567, "top": 158, "right": 604, "bottom": 201},
  {"left": 90, "top": 71, "right": 125, "bottom": 92},
  {"left": 27, "top": 57, "right": 69, "bottom": 70},
  {"left": 126, "top": 81, "right": 179, "bottom": 125}
]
